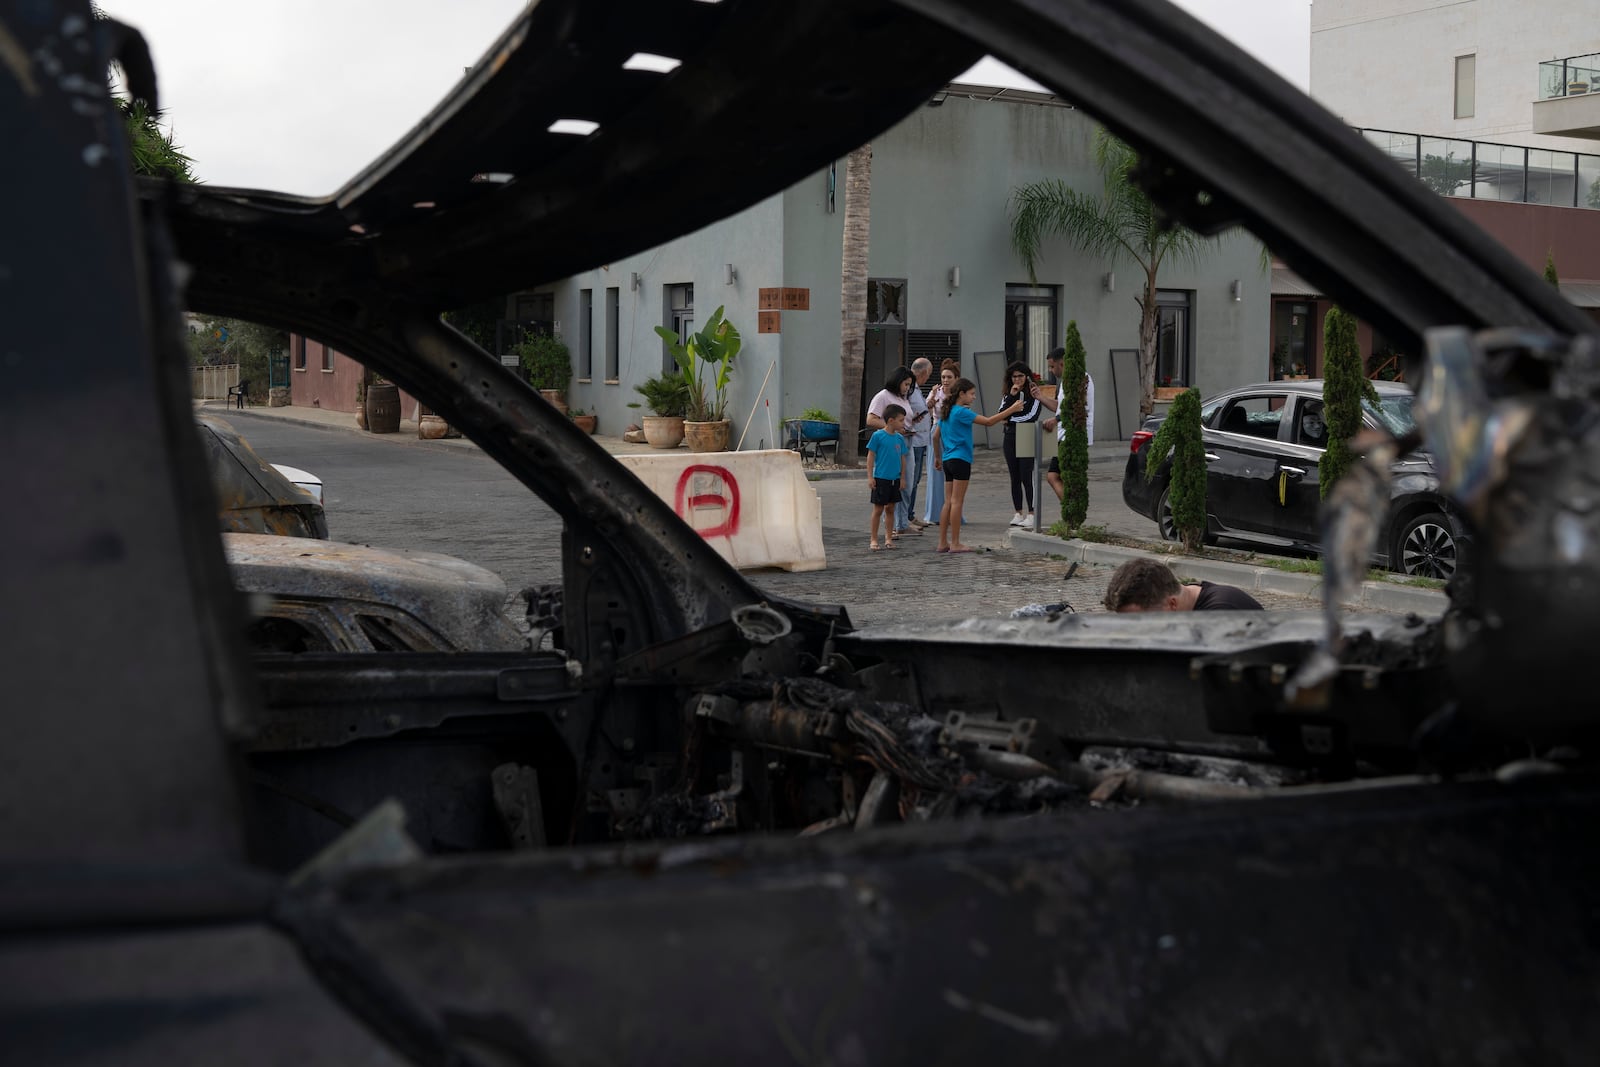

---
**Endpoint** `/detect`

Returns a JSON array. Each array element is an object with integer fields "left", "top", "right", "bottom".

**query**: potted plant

[
  {"left": 354, "top": 370, "right": 369, "bottom": 430},
  {"left": 633, "top": 373, "right": 690, "bottom": 448},
  {"left": 517, "top": 332, "right": 572, "bottom": 413},
  {"left": 568, "top": 408, "right": 597, "bottom": 435},
  {"left": 653, "top": 305, "right": 740, "bottom": 452}
]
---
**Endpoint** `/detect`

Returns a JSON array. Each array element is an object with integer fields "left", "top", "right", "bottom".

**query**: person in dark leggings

[{"left": 1000, "top": 361, "right": 1043, "bottom": 526}]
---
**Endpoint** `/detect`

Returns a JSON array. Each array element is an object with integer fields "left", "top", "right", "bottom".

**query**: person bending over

[{"left": 1102, "top": 557, "right": 1263, "bottom": 612}]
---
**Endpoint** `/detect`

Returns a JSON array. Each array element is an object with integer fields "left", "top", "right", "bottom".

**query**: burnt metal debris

[{"left": 5, "top": 0, "right": 1600, "bottom": 1063}]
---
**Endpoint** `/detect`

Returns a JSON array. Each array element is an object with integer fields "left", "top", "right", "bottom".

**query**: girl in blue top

[{"left": 936, "top": 378, "right": 1021, "bottom": 553}]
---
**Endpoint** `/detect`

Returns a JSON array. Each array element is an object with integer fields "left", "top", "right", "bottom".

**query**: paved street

[{"left": 223, "top": 410, "right": 1342, "bottom": 626}]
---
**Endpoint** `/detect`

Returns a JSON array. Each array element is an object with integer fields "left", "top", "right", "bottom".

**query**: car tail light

[{"left": 1130, "top": 430, "right": 1154, "bottom": 453}]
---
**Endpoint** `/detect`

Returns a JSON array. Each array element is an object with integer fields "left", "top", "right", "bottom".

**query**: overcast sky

[{"left": 102, "top": 0, "right": 1312, "bottom": 196}]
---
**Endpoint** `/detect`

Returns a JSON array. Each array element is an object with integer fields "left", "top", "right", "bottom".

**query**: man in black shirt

[{"left": 1103, "top": 557, "right": 1263, "bottom": 612}]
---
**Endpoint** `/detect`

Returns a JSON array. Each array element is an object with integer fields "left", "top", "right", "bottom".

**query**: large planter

[
  {"left": 571, "top": 414, "right": 597, "bottom": 435},
  {"left": 684, "top": 419, "right": 732, "bottom": 453},
  {"left": 539, "top": 389, "right": 568, "bottom": 415},
  {"left": 642, "top": 415, "right": 685, "bottom": 449},
  {"left": 365, "top": 381, "right": 401, "bottom": 433},
  {"left": 419, "top": 413, "right": 449, "bottom": 439}
]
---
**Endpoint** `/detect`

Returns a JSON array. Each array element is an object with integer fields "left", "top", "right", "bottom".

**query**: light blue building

[{"left": 531, "top": 83, "right": 1268, "bottom": 444}]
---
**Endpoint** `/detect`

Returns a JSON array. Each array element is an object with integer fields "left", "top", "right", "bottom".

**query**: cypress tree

[
  {"left": 1544, "top": 250, "right": 1560, "bottom": 288},
  {"left": 1145, "top": 387, "right": 1205, "bottom": 551},
  {"left": 1059, "top": 320, "right": 1090, "bottom": 529},
  {"left": 1319, "top": 305, "right": 1379, "bottom": 499}
]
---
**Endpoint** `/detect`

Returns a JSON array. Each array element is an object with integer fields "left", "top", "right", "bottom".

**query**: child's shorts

[
  {"left": 870, "top": 479, "right": 902, "bottom": 506},
  {"left": 942, "top": 459, "right": 972, "bottom": 482}
]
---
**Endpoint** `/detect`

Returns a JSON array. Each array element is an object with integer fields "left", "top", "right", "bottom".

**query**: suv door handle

[
  {"left": 1204, "top": 452, "right": 1220, "bottom": 462},
  {"left": 1281, "top": 466, "right": 1306, "bottom": 477}
]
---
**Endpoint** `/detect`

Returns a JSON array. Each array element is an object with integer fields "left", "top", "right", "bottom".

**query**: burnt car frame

[
  {"left": 7, "top": 0, "right": 1599, "bottom": 1064},
  {"left": 1122, "top": 379, "right": 1465, "bottom": 577}
]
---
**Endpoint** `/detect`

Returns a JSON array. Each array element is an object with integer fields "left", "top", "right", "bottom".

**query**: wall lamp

[
  {"left": 1230, "top": 279, "right": 1243, "bottom": 302},
  {"left": 725, "top": 263, "right": 737, "bottom": 285},
  {"left": 1102, "top": 272, "right": 1115, "bottom": 293},
  {"left": 630, "top": 272, "right": 641, "bottom": 291},
  {"left": 948, "top": 266, "right": 961, "bottom": 289}
]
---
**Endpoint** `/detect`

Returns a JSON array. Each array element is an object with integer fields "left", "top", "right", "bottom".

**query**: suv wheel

[
  {"left": 1158, "top": 487, "right": 1215, "bottom": 545},
  {"left": 1395, "top": 510, "right": 1458, "bottom": 580},
  {"left": 1157, "top": 487, "right": 1179, "bottom": 542}
]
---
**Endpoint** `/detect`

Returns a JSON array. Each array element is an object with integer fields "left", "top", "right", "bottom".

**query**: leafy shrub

[
  {"left": 1319, "top": 306, "right": 1378, "bottom": 499},
  {"left": 1146, "top": 387, "right": 1205, "bottom": 551},
  {"left": 517, "top": 333, "right": 572, "bottom": 392},
  {"left": 800, "top": 406, "right": 836, "bottom": 422},
  {"left": 1059, "top": 319, "right": 1089, "bottom": 529}
]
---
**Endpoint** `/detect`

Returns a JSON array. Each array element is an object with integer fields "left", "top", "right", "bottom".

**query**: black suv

[{"left": 1122, "top": 380, "right": 1464, "bottom": 578}]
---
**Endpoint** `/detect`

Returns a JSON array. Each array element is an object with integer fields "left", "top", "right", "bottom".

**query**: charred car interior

[{"left": 7, "top": 0, "right": 1600, "bottom": 1063}]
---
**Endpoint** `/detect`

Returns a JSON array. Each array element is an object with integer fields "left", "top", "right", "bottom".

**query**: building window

[
  {"left": 1454, "top": 54, "right": 1475, "bottom": 120},
  {"left": 294, "top": 335, "right": 306, "bottom": 370},
  {"left": 605, "top": 287, "right": 619, "bottom": 382},
  {"left": 321, "top": 341, "right": 334, "bottom": 372},
  {"left": 579, "top": 288, "right": 593, "bottom": 380},
  {"left": 1155, "top": 289, "right": 1193, "bottom": 388},
  {"left": 664, "top": 283, "right": 694, "bottom": 374},
  {"left": 1003, "top": 284, "right": 1057, "bottom": 374}
]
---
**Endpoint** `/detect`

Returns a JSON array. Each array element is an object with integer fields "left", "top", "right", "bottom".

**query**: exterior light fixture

[
  {"left": 725, "top": 263, "right": 737, "bottom": 285},
  {"left": 1230, "top": 279, "right": 1243, "bottom": 301},
  {"left": 948, "top": 266, "right": 960, "bottom": 288},
  {"left": 1103, "top": 272, "right": 1115, "bottom": 293},
  {"left": 630, "top": 272, "right": 641, "bottom": 291}
]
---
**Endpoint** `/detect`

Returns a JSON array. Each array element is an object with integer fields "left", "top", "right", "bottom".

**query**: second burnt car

[{"left": 1122, "top": 379, "right": 1464, "bottom": 578}]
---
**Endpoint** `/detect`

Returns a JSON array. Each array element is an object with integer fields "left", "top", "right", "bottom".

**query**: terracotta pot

[
  {"left": 571, "top": 414, "right": 597, "bottom": 435},
  {"left": 539, "top": 388, "right": 568, "bottom": 415},
  {"left": 642, "top": 415, "right": 685, "bottom": 449},
  {"left": 355, "top": 403, "right": 368, "bottom": 431},
  {"left": 683, "top": 419, "right": 731, "bottom": 453},
  {"left": 418, "top": 413, "right": 449, "bottom": 439}
]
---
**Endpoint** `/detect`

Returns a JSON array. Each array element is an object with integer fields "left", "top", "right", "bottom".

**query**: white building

[{"left": 1311, "top": 0, "right": 1600, "bottom": 152}]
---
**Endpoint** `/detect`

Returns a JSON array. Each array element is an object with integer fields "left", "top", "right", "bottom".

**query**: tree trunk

[
  {"left": 838, "top": 144, "right": 872, "bottom": 467},
  {"left": 1136, "top": 270, "right": 1160, "bottom": 418}
]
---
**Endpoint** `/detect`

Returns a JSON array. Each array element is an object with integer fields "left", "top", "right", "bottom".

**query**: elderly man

[{"left": 1103, "top": 557, "right": 1262, "bottom": 612}]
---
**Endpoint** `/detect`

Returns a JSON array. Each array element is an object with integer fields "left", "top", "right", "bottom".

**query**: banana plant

[{"left": 653, "top": 305, "right": 741, "bottom": 422}]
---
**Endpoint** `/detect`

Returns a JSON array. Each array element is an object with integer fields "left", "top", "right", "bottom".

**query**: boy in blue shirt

[{"left": 867, "top": 404, "right": 910, "bottom": 550}]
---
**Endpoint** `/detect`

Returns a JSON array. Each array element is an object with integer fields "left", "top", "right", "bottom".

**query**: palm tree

[
  {"left": 1009, "top": 132, "right": 1207, "bottom": 418},
  {"left": 838, "top": 143, "right": 872, "bottom": 467}
]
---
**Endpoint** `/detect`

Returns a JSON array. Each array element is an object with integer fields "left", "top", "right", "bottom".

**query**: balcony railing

[
  {"left": 1539, "top": 52, "right": 1600, "bottom": 100},
  {"left": 1357, "top": 127, "right": 1600, "bottom": 210}
]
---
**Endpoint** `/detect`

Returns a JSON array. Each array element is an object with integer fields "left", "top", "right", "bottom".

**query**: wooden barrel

[{"left": 365, "top": 382, "right": 401, "bottom": 433}]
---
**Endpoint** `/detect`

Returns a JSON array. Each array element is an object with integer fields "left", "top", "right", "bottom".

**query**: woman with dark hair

[
  {"left": 865, "top": 366, "right": 929, "bottom": 537},
  {"left": 1000, "top": 361, "right": 1044, "bottom": 526}
]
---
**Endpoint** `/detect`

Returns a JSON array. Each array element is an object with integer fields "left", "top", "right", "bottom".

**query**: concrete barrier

[{"left": 616, "top": 449, "right": 827, "bottom": 572}]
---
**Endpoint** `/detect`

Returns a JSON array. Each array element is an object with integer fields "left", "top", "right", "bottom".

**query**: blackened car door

[{"left": 1203, "top": 393, "right": 1291, "bottom": 537}]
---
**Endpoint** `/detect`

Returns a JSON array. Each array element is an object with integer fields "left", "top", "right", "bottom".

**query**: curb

[{"left": 1007, "top": 531, "right": 1449, "bottom": 615}]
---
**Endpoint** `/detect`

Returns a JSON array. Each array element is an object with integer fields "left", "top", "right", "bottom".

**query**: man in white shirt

[{"left": 1037, "top": 347, "right": 1094, "bottom": 502}]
